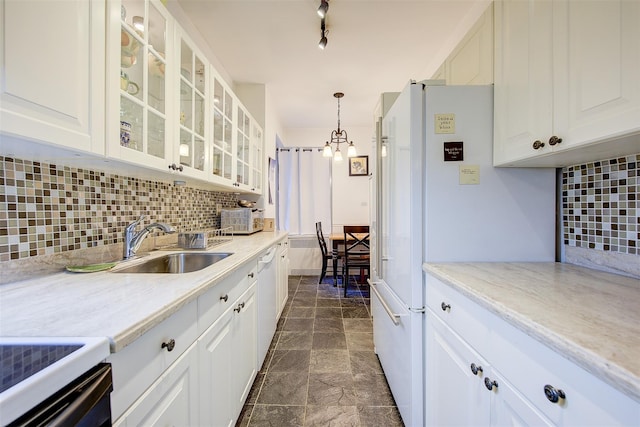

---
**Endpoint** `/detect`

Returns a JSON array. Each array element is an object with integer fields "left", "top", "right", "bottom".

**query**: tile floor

[{"left": 237, "top": 274, "right": 404, "bottom": 426}]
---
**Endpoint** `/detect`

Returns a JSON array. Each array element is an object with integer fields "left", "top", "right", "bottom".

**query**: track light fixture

[
  {"left": 323, "top": 92, "right": 357, "bottom": 161},
  {"left": 319, "top": 18, "right": 327, "bottom": 50},
  {"left": 317, "top": 0, "right": 329, "bottom": 18}
]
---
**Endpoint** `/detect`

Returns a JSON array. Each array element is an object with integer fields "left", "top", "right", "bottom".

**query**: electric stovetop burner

[{"left": 0, "top": 344, "right": 83, "bottom": 393}]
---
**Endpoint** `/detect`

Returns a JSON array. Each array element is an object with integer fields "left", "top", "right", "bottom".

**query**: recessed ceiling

[{"left": 175, "top": 0, "right": 490, "bottom": 129}]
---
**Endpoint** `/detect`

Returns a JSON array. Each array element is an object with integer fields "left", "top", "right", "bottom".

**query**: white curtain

[{"left": 277, "top": 148, "right": 331, "bottom": 235}]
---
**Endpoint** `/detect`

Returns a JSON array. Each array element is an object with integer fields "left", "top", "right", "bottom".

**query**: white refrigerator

[{"left": 370, "top": 82, "right": 556, "bottom": 426}]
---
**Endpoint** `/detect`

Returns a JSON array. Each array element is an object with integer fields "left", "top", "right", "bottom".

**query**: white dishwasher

[{"left": 257, "top": 245, "right": 278, "bottom": 368}]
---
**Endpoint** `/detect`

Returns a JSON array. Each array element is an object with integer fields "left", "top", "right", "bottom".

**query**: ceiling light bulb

[
  {"left": 132, "top": 16, "right": 144, "bottom": 32},
  {"left": 334, "top": 148, "right": 343, "bottom": 162},
  {"left": 347, "top": 142, "right": 357, "bottom": 157},
  {"left": 319, "top": 35, "right": 327, "bottom": 50},
  {"left": 317, "top": 0, "right": 329, "bottom": 18},
  {"left": 323, "top": 142, "right": 333, "bottom": 157}
]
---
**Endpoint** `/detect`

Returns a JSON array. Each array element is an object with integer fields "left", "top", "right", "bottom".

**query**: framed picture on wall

[{"left": 349, "top": 155, "right": 368, "bottom": 176}]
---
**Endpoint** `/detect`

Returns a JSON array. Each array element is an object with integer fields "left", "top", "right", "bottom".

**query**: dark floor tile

[
  {"left": 295, "top": 289, "right": 318, "bottom": 299},
  {"left": 288, "top": 306, "right": 316, "bottom": 318},
  {"left": 317, "top": 287, "right": 340, "bottom": 298},
  {"left": 309, "top": 349, "right": 351, "bottom": 373},
  {"left": 256, "top": 372, "right": 308, "bottom": 405},
  {"left": 346, "top": 332, "right": 374, "bottom": 351},
  {"left": 357, "top": 405, "right": 403, "bottom": 427},
  {"left": 237, "top": 403, "right": 253, "bottom": 427},
  {"left": 316, "top": 297, "right": 342, "bottom": 307},
  {"left": 246, "top": 372, "right": 265, "bottom": 404},
  {"left": 312, "top": 332, "right": 347, "bottom": 350},
  {"left": 315, "top": 307, "right": 343, "bottom": 318},
  {"left": 353, "top": 373, "right": 396, "bottom": 406},
  {"left": 349, "top": 351, "right": 383, "bottom": 375},
  {"left": 277, "top": 331, "right": 313, "bottom": 350},
  {"left": 343, "top": 318, "right": 372, "bottom": 333},
  {"left": 314, "top": 317, "right": 344, "bottom": 333},
  {"left": 307, "top": 372, "right": 356, "bottom": 406},
  {"left": 342, "top": 306, "right": 371, "bottom": 319},
  {"left": 283, "top": 318, "right": 314, "bottom": 332},
  {"left": 340, "top": 298, "right": 367, "bottom": 308},
  {"left": 248, "top": 404, "right": 305, "bottom": 427},
  {"left": 290, "top": 296, "right": 317, "bottom": 308},
  {"left": 299, "top": 276, "right": 319, "bottom": 285},
  {"left": 305, "top": 405, "right": 359, "bottom": 427},
  {"left": 269, "top": 349, "right": 311, "bottom": 373}
]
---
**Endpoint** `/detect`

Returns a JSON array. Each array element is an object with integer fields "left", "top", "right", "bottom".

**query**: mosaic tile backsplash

[
  {"left": 0, "top": 157, "right": 240, "bottom": 262},
  {"left": 562, "top": 153, "right": 639, "bottom": 255}
]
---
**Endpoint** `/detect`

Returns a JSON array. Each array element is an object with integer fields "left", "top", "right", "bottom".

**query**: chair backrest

[
  {"left": 316, "top": 221, "right": 328, "bottom": 257},
  {"left": 343, "top": 225, "right": 370, "bottom": 255}
]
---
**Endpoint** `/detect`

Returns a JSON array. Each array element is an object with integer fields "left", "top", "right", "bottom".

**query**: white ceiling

[{"left": 175, "top": 0, "right": 491, "bottom": 129}]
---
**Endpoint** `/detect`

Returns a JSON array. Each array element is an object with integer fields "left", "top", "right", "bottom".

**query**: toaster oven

[{"left": 220, "top": 208, "right": 264, "bottom": 234}]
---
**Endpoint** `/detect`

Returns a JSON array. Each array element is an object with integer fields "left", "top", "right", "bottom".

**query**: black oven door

[{"left": 8, "top": 363, "right": 112, "bottom": 427}]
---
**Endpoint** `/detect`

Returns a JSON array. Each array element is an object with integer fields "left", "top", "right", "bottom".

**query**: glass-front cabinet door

[
  {"left": 108, "top": 0, "right": 172, "bottom": 169},
  {"left": 236, "top": 106, "right": 251, "bottom": 188},
  {"left": 211, "top": 72, "right": 234, "bottom": 185},
  {"left": 176, "top": 29, "right": 208, "bottom": 179},
  {"left": 251, "top": 124, "right": 263, "bottom": 193}
]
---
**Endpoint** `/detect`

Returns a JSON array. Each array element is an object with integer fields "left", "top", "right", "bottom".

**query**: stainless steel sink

[{"left": 113, "top": 252, "right": 233, "bottom": 274}]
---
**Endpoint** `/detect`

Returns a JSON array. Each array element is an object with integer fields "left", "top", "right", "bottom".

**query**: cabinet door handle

[
  {"left": 544, "top": 384, "right": 565, "bottom": 403},
  {"left": 168, "top": 163, "right": 184, "bottom": 172},
  {"left": 220, "top": 294, "right": 228, "bottom": 302},
  {"left": 248, "top": 272, "right": 254, "bottom": 278},
  {"left": 470, "top": 363, "right": 483, "bottom": 376},
  {"left": 484, "top": 377, "right": 498, "bottom": 391},
  {"left": 441, "top": 302, "right": 451, "bottom": 312},
  {"left": 234, "top": 302, "right": 245, "bottom": 313},
  {"left": 548, "top": 136, "right": 563, "bottom": 146},
  {"left": 161, "top": 338, "right": 176, "bottom": 352},
  {"left": 532, "top": 140, "right": 545, "bottom": 150}
]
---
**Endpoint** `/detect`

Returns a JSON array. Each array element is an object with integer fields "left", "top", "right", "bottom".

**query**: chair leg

[
  {"left": 343, "top": 261, "right": 348, "bottom": 297},
  {"left": 332, "top": 255, "right": 338, "bottom": 287},
  {"left": 319, "top": 256, "right": 328, "bottom": 284}
]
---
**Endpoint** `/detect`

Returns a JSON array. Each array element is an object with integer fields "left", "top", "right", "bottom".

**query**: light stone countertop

[
  {"left": 422, "top": 262, "right": 640, "bottom": 403},
  {"left": 0, "top": 231, "right": 288, "bottom": 353}
]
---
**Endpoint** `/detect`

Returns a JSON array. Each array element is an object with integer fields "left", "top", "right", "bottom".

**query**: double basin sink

[{"left": 114, "top": 252, "right": 232, "bottom": 274}]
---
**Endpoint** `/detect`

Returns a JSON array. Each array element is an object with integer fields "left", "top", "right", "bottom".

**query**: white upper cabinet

[
  {"left": 0, "top": 0, "right": 105, "bottom": 155},
  {"left": 211, "top": 71, "right": 235, "bottom": 186},
  {"left": 175, "top": 27, "right": 209, "bottom": 180},
  {"left": 107, "top": 0, "right": 173, "bottom": 170},
  {"left": 494, "top": 0, "right": 640, "bottom": 167},
  {"left": 251, "top": 124, "right": 263, "bottom": 193}
]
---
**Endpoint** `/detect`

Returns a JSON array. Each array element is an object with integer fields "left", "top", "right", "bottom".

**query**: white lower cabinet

[
  {"left": 198, "top": 282, "right": 256, "bottom": 427},
  {"left": 276, "top": 240, "right": 289, "bottom": 317},
  {"left": 425, "top": 275, "right": 640, "bottom": 426},
  {"left": 113, "top": 341, "right": 199, "bottom": 426},
  {"left": 110, "top": 258, "right": 262, "bottom": 426}
]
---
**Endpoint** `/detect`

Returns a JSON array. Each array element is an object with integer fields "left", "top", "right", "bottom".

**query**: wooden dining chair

[
  {"left": 342, "top": 225, "right": 370, "bottom": 297},
  {"left": 316, "top": 222, "right": 342, "bottom": 285}
]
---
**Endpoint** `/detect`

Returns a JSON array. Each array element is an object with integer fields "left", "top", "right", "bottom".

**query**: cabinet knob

[
  {"left": 220, "top": 294, "right": 228, "bottom": 302},
  {"left": 168, "top": 163, "right": 184, "bottom": 172},
  {"left": 234, "top": 302, "right": 245, "bottom": 313},
  {"left": 161, "top": 338, "right": 176, "bottom": 352},
  {"left": 484, "top": 377, "right": 498, "bottom": 391},
  {"left": 441, "top": 302, "right": 451, "bottom": 312},
  {"left": 470, "top": 363, "right": 483, "bottom": 376},
  {"left": 532, "top": 140, "right": 545, "bottom": 150},
  {"left": 544, "top": 384, "right": 566, "bottom": 403},
  {"left": 248, "top": 272, "right": 254, "bottom": 278},
  {"left": 548, "top": 136, "right": 563, "bottom": 146}
]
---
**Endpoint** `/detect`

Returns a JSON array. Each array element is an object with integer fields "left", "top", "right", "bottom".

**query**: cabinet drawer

[
  {"left": 425, "top": 275, "right": 490, "bottom": 356},
  {"left": 198, "top": 260, "right": 257, "bottom": 334},
  {"left": 107, "top": 299, "right": 198, "bottom": 421},
  {"left": 490, "top": 315, "right": 640, "bottom": 426}
]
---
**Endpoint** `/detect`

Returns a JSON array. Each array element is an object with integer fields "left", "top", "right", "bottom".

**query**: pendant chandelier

[{"left": 323, "top": 92, "right": 356, "bottom": 161}]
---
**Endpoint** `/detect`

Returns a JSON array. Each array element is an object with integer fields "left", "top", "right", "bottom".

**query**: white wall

[{"left": 282, "top": 126, "right": 373, "bottom": 233}]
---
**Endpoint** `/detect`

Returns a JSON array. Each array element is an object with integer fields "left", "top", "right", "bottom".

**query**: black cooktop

[{"left": 0, "top": 344, "right": 82, "bottom": 393}]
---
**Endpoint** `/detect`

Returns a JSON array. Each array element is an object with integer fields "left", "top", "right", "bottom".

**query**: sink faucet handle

[{"left": 126, "top": 215, "right": 145, "bottom": 231}]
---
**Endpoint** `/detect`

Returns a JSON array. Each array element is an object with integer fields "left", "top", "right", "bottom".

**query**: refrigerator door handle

[{"left": 368, "top": 279, "right": 401, "bottom": 325}]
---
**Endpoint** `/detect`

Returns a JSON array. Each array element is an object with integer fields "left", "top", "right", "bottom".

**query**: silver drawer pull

[
  {"left": 234, "top": 302, "right": 245, "bottom": 313},
  {"left": 220, "top": 294, "right": 228, "bottom": 302},
  {"left": 441, "top": 302, "right": 451, "bottom": 312},
  {"left": 367, "top": 279, "right": 401, "bottom": 325},
  {"left": 161, "top": 339, "right": 176, "bottom": 352},
  {"left": 470, "top": 363, "right": 483, "bottom": 376},
  {"left": 484, "top": 378, "right": 498, "bottom": 391},
  {"left": 544, "top": 384, "right": 565, "bottom": 403}
]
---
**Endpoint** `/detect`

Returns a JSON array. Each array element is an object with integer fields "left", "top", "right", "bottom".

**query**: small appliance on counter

[{"left": 220, "top": 208, "right": 264, "bottom": 234}]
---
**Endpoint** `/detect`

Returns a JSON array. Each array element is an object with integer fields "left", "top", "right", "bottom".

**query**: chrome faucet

[{"left": 123, "top": 216, "right": 176, "bottom": 259}]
